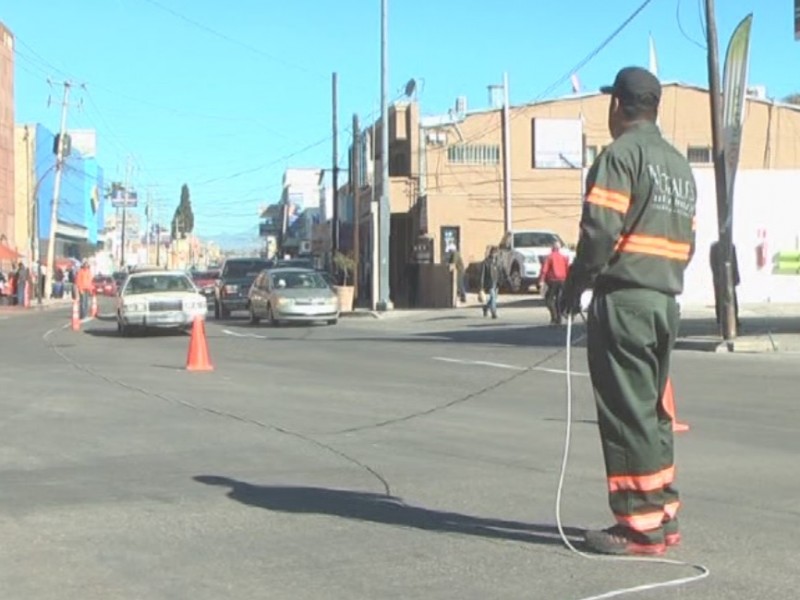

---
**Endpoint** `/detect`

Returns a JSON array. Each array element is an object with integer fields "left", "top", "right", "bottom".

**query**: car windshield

[
  {"left": 125, "top": 274, "right": 195, "bottom": 295},
  {"left": 513, "top": 232, "right": 563, "bottom": 248},
  {"left": 223, "top": 260, "right": 270, "bottom": 279},
  {"left": 270, "top": 271, "right": 329, "bottom": 290}
]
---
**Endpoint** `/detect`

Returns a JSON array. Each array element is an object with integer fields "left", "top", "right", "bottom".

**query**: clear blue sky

[{"left": 6, "top": 0, "right": 798, "bottom": 239}]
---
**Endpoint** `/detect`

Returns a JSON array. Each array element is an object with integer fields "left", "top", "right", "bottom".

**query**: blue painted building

[{"left": 32, "top": 124, "right": 104, "bottom": 258}]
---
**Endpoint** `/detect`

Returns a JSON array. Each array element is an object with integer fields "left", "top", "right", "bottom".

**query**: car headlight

[
  {"left": 323, "top": 296, "right": 337, "bottom": 305},
  {"left": 123, "top": 301, "right": 146, "bottom": 313},
  {"left": 277, "top": 297, "right": 295, "bottom": 307}
]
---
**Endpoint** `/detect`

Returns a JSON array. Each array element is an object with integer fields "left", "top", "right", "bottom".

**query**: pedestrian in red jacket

[{"left": 540, "top": 242, "right": 570, "bottom": 325}]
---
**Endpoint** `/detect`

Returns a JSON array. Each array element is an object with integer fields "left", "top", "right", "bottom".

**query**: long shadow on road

[{"left": 195, "top": 476, "right": 584, "bottom": 547}]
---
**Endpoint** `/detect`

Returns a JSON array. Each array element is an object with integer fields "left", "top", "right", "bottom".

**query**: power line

[
  {"left": 141, "top": 0, "right": 332, "bottom": 82},
  {"left": 454, "top": 0, "right": 658, "bottom": 149},
  {"left": 676, "top": 0, "right": 706, "bottom": 50}
]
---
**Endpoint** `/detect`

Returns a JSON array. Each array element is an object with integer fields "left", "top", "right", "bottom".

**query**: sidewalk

[
  {"left": 0, "top": 297, "right": 73, "bottom": 317},
  {"left": 340, "top": 294, "right": 543, "bottom": 321},
  {"left": 341, "top": 295, "right": 800, "bottom": 353},
  {"left": 677, "top": 302, "right": 800, "bottom": 353}
]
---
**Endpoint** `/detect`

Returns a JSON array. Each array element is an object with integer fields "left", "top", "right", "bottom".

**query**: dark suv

[{"left": 214, "top": 257, "right": 272, "bottom": 319}]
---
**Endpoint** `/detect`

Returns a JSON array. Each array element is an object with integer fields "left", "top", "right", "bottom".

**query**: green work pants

[{"left": 587, "top": 287, "right": 681, "bottom": 544}]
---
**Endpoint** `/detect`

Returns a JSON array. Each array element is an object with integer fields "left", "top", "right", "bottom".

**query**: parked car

[
  {"left": 214, "top": 257, "right": 272, "bottom": 319},
  {"left": 247, "top": 268, "right": 339, "bottom": 326},
  {"left": 496, "top": 230, "right": 574, "bottom": 293},
  {"left": 116, "top": 270, "right": 208, "bottom": 336},
  {"left": 92, "top": 275, "right": 117, "bottom": 297},
  {"left": 192, "top": 269, "right": 220, "bottom": 307}
]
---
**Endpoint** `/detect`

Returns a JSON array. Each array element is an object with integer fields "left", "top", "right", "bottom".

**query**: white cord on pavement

[{"left": 555, "top": 313, "right": 710, "bottom": 600}]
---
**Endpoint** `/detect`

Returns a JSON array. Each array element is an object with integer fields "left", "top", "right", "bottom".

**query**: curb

[{"left": 340, "top": 311, "right": 381, "bottom": 319}]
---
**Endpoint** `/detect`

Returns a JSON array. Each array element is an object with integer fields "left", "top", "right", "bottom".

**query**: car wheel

[
  {"left": 267, "top": 303, "right": 279, "bottom": 327},
  {"left": 220, "top": 305, "right": 231, "bottom": 319},
  {"left": 509, "top": 265, "right": 523, "bottom": 294},
  {"left": 327, "top": 319, "right": 338, "bottom": 326},
  {"left": 249, "top": 307, "right": 260, "bottom": 325}
]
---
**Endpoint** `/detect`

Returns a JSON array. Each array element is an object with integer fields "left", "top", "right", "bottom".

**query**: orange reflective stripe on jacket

[
  {"left": 607, "top": 465, "right": 675, "bottom": 493},
  {"left": 586, "top": 186, "right": 631, "bottom": 214},
  {"left": 614, "top": 510, "right": 665, "bottom": 532},
  {"left": 615, "top": 234, "right": 691, "bottom": 261}
]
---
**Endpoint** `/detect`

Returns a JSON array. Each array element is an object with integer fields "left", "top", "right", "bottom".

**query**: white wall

[{"left": 680, "top": 168, "right": 800, "bottom": 306}]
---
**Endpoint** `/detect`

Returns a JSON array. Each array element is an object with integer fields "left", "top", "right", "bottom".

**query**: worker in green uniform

[{"left": 560, "top": 67, "right": 697, "bottom": 556}]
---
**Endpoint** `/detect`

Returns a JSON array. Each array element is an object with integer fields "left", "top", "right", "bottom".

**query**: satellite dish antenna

[{"left": 404, "top": 79, "right": 417, "bottom": 98}]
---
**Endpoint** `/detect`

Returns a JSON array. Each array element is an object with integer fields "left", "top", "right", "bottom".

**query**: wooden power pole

[{"left": 331, "top": 72, "right": 340, "bottom": 255}]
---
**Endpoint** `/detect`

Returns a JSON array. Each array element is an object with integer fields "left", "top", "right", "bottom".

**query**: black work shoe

[{"left": 584, "top": 525, "right": 666, "bottom": 556}]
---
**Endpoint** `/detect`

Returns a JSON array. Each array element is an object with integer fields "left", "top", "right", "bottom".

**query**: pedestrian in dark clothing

[
  {"left": 16, "top": 262, "right": 30, "bottom": 307},
  {"left": 449, "top": 249, "right": 467, "bottom": 303},
  {"left": 480, "top": 247, "right": 500, "bottom": 319},
  {"left": 561, "top": 67, "right": 697, "bottom": 556},
  {"left": 540, "top": 241, "right": 570, "bottom": 325},
  {"left": 709, "top": 241, "right": 741, "bottom": 331}
]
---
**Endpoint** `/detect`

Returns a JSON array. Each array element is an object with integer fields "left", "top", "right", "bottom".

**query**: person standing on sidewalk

[
  {"left": 449, "top": 248, "right": 467, "bottom": 304},
  {"left": 15, "top": 261, "right": 30, "bottom": 307},
  {"left": 560, "top": 67, "right": 697, "bottom": 556},
  {"left": 540, "top": 241, "right": 570, "bottom": 325},
  {"left": 480, "top": 246, "right": 501, "bottom": 319},
  {"left": 75, "top": 260, "right": 93, "bottom": 319}
]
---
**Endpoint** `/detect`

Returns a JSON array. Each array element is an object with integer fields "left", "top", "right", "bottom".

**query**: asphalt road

[{"left": 1, "top": 298, "right": 798, "bottom": 599}]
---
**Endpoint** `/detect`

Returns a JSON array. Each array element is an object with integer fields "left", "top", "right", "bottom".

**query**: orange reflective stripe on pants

[{"left": 608, "top": 465, "right": 675, "bottom": 493}]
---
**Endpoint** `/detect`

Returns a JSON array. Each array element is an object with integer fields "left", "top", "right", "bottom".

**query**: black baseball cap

[{"left": 600, "top": 66, "right": 661, "bottom": 107}]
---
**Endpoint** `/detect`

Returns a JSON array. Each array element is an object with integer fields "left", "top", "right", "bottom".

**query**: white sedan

[{"left": 116, "top": 270, "right": 208, "bottom": 336}]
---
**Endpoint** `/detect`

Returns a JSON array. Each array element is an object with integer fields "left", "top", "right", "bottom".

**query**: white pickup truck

[{"left": 496, "top": 229, "right": 574, "bottom": 293}]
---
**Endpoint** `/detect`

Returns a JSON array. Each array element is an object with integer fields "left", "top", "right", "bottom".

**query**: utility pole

[
  {"left": 352, "top": 114, "right": 361, "bottom": 301},
  {"left": 704, "top": 0, "right": 736, "bottom": 341},
  {"left": 145, "top": 189, "right": 152, "bottom": 265},
  {"left": 120, "top": 157, "right": 133, "bottom": 268},
  {"left": 377, "top": 0, "right": 392, "bottom": 311},
  {"left": 45, "top": 81, "right": 72, "bottom": 289},
  {"left": 332, "top": 72, "right": 340, "bottom": 255},
  {"left": 23, "top": 126, "right": 42, "bottom": 303},
  {"left": 501, "top": 72, "right": 513, "bottom": 233},
  {"left": 155, "top": 200, "right": 161, "bottom": 267}
]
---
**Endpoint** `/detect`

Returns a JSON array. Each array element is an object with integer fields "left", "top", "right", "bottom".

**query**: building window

[
  {"left": 584, "top": 145, "right": 598, "bottom": 166},
  {"left": 447, "top": 144, "right": 501, "bottom": 165},
  {"left": 687, "top": 146, "right": 713, "bottom": 164}
]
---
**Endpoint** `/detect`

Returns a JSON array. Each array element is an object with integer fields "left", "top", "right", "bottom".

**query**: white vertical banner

[
  {"left": 721, "top": 13, "right": 754, "bottom": 231},
  {"left": 648, "top": 33, "right": 658, "bottom": 77}
]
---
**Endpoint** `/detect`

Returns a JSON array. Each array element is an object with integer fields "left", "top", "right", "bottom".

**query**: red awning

[{"left": 0, "top": 243, "right": 21, "bottom": 261}]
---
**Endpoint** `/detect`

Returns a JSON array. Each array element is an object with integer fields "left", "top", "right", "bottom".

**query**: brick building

[{"left": 348, "top": 83, "right": 800, "bottom": 306}]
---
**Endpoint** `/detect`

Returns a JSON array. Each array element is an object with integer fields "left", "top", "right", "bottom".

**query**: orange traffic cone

[
  {"left": 91, "top": 293, "right": 98, "bottom": 318},
  {"left": 662, "top": 378, "right": 690, "bottom": 433},
  {"left": 71, "top": 298, "right": 81, "bottom": 331},
  {"left": 186, "top": 317, "right": 213, "bottom": 372}
]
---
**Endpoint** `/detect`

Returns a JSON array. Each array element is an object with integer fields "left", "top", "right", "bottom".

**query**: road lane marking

[
  {"left": 432, "top": 356, "right": 589, "bottom": 377},
  {"left": 222, "top": 328, "right": 268, "bottom": 339}
]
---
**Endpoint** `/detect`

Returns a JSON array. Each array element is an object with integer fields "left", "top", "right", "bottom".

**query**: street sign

[{"left": 110, "top": 189, "right": 138, "bottom": 208}]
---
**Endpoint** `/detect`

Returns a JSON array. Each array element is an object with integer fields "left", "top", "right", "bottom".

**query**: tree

[
  {"left": 171, "top": 184, "right": 194, "bottom": 240},
  {"left": 783, "top": 93, "right": 800, "bottom": 105}
]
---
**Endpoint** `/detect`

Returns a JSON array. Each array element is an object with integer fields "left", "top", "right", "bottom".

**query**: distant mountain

[{"left": 200, "top": 226, "right": 261, "bottom": 251}]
